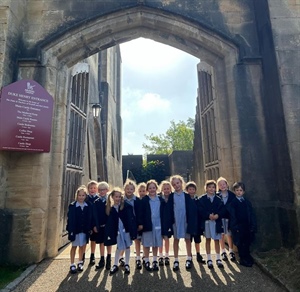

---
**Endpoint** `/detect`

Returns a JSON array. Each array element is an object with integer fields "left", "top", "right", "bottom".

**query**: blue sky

[{"left": 120, "top": 38, "right": 200, "bottom": 155}]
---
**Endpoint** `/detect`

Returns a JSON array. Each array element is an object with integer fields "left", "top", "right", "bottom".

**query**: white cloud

[
  {"left": 120, "top": 38, "right": 185, "bottom": 72},
  {"left": 137, "top": 93, "right": 171, "bottom": 112}
]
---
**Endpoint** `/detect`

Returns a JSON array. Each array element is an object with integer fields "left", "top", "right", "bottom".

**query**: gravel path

[{"left": 11, "top": 257, "right": 286, "bottom": 292}]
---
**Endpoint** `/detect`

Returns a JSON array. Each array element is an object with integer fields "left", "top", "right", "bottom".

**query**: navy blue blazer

[
  {"left": 198, "top": 194, "right": 226, "bottom": 234},
  {"left": 125, "top": 195, "right": 143, "bottom": 227},
  {"left": 92, "top": 197, "right": 107, "bottom": 230},
  {"left": 228, "top": 196, "right": 257, "bottom": 245},
  {"left": 66, "top": 201, "right": 93, "bottom": 242},
  {"left": 192, "top": 196, "right": 203, "bottom": 235},
  {"left": 216, "top": 190, "right": 236, "bottom": 219},
  {"left": 104, "top": 202, "right": 137, "bottom": 246},
  {"left": 168, "top": 192, "right": 198, "bottom": 235}
]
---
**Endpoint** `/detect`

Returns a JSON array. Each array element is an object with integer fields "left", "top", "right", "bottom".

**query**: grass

[
  {"left": 0, "top": 264, "right": 27, "bottom": 289},
  {"left": 255, "top": 245, "right": 300, "bottom": 292}
]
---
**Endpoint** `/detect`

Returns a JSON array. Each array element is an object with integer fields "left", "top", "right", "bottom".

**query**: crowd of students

[{"left": 66, "top": 175, "right": 257, "bottom": 275}]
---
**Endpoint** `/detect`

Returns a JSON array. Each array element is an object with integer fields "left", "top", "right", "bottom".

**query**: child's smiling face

[
  {"left": 147, "top": 183, "right": 157, "bottom": 196},
  {"left": 88, "top": 184, "right": 98, "bottom": 195},
  {"left": 218, "top": 180, "right": 228, "bottom": 192},
  {"left": 162, "top": 184, "right": 171, "bottom": 196},
  {"left": 171, "top": 178, "right": 183, "bottom": 193},
  {"left": 77, "top": 190, "right": 87, "bottom": 203},
  {"left": 112, "top": 192, "right": 122, "bottom": 205},
  {"left": 125, "top": 185, "right": 135, "bottom": 198},
  {"left": 206, "top": 183, "right": 216, "bottom": 195}
]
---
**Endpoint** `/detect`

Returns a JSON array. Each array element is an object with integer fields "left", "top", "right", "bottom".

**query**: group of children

[{"left": 66, "top": 175, "right": 257, "bottom": 275}]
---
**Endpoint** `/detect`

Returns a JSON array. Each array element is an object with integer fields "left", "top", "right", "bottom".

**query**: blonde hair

[
  {"left": 159, "top": 180, "right": 173, "bottom": 193},
  {"left": 216, "top": 176, "right": 228, "bottom": 186},
  {"left": 106, "top": 188, "right": 124, "bottom": 216},
  {"left": 74, "top": 185, "right": 88, "bottom": 200},
  {"left": 123, "top": 179, "right": 137, "bottom": 191},
  {"left": 137, "top": 182, "right": 146, "bottom": 191},
  {"left": 146, "top": 179, "right": 159, "bottom": 191},
  {"left": 98, "top": 181, "right": 110, "bottom": 190},
  {"left": 170, "top": 174, "right": 186, "bottom": 189},
  {"left": 87, "top": 180, "right": 98, "bottom": 189}
]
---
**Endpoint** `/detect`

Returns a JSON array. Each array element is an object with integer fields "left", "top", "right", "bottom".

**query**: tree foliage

[{"left": 142, "top": 118, "right": 194, "bottom": 154}]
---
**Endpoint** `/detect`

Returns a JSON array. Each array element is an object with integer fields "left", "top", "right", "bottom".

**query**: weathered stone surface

[{"left": 0, "top": 0, "right": 299, "bottom": 264}]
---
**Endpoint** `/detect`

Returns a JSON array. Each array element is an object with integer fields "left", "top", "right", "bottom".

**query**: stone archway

[{"left": 21, "top": 6, "right": 243, "bottom": 259}]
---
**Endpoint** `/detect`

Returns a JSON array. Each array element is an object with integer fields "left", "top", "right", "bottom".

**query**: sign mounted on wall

[{"left": 0, "top": 79, "right": 54, "bottom": 152}]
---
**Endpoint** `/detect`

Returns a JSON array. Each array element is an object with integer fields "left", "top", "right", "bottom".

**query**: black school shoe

[
  {"left": 185, "top": 259, "right": 192, "bottom": 270},
  {"left": 164, "top": 257, "right": 170, "bottom": 266},
  {"left": 77, "top": 262, "right": 84, "bottom": 272},
  {"left": 221, "top": 252, "right": 228, "bottom": 261},
  {"left": 216, "top": 259, "right": 224, "bottom": 268},
  {"left": 106, "top": 255, "right": 111, "bottom": 270},
  {"left": 124, "top": 264, "right": 130, "bottom": 275},
  {"left": 196, "top": 253, "right": 206, "bottom": 264},
  {"left": 173, "top": 261, "right": 179, "bottom": 272},
  {"left": 229, "top": 252, "right": 236, "bottom": 262},
  {"left": 109, "top": 265, "right": 119, "bottom": 275},
  {"left": 207, "top": 260, "right": 214, "bottom": 269},
  {"left": 95, "top": 258, "right": 105, "bottom": 270},
  {"left": 70, "top": 264, "right": 77, "bottom": 274},
  {"left": 89, "top": 254, "right": 95, "bottom": 266},
  {"left": 136, "top": 259, "right": 142, "bottom": 270},
  {"left": 144, "top": 261, "right": 153, "bottom": 272},
  {"left": 158, "top": 257, "right": 164, "bottom": 266},
  {"left": 152, "top": 261, "right": 159, "bottom": 271}
]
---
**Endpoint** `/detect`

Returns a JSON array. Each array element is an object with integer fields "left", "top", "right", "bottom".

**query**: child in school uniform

[
  {"left": 168, "top": 175, "right": 198, "bottom": 271},
  {"left": 229, "top": 182, "right": 257, "bottom": 267},
  {"left": 140, "top": 179, "right": 164, "bottom": 271},
  {"left": 66, "top": 185, "right": 93, "bottom": 274},
  {"left": 158, "top": 180, "right": 174, "bottom": 266},
  {"left": 105, "top": 188, "right": 137, "bottom": 275},
  {"left": 86, "top": 180, "right": 99, "bottom": 265},
  {"left": 185, "top": 181, "right": 206, "bottom": 264},
  {"left": 92, "top": 181, "right": 112, "bottom": 270},
  {"left": 137, "top": 182, "right": 147, "bottom": 199},
  {"left": 122, "top": 179, "right": 143, "bottom": 269},
  {"left": 199, "top": 180, "right": 226, "bottom": 269},
  {"left": 216, "top": 177, "right": 236, "bottom": 262}
]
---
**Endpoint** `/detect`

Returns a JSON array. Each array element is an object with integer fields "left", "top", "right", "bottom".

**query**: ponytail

[{"left": 106, "top": 193, "right": 113, "bottom": 216}]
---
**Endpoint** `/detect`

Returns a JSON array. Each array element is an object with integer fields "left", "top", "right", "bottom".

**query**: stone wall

[{"left": 0, "top": 0, "right": 299, "bottom": 263}]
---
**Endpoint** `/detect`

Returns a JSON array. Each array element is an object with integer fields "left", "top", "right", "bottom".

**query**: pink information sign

[{"left": 0, "top": 79, "right": 54, "bottom": 152}]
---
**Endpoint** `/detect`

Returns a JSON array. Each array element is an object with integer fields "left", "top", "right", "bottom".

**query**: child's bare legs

[
  {"left": 134, "top": 239, "right": 141, "bottom": 259},
  {"left": 78, "top": 245, "right": 85, "bottom": 262},
  {"left": 195, "top": 242, "right": 200, "bottom": 253},
  {"left": 173, "top": 238, "right": 179, "bottom": 259},
  {"left": 214, "top": 239, "right": 220, "bottom": 254},
  {"left": 164, "top": 237, "right": 170, "bottom": 255},
  {"left": 70, "top": 246, "right": 77, "bottom": 264},
  {"left": 185, "top": 238, "right": 192, "bottom": 257}
]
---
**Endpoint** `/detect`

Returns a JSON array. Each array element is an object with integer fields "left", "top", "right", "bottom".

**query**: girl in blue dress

[{"left": 141, "top": 179, "right": 164, "bottom": 271}]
